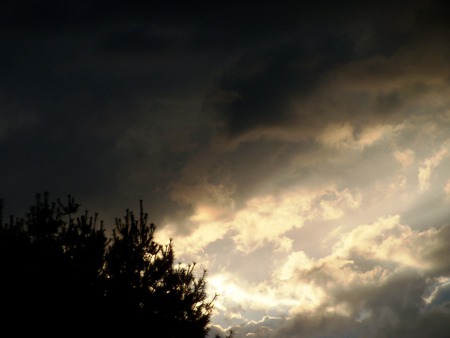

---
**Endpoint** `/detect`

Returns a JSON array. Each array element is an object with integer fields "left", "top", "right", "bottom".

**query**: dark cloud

[
  {"left": 268, "top": 271, "right": 450, "bottom": 338},
  {"left": 0, "top": 1, "right": 220, "bottom": 222},
  {"left": 203, "top": 0, "right": 449, "bottom": 143},
  {"left": 425, "top": 225, "right": 450, "bottom": 276},
  {"left": 272, "top": 307, "right": 450, "bottom": 338},
  {"left": 272, "top": 313, "right": 365, "bottom": 338},
  {"left": 209, "top": 39, "right": 353, "bottom": 137}
]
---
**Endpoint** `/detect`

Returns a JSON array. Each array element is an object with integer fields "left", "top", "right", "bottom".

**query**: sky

[{"left": 1, "top": 0, "right": 450, "bottom": 337}]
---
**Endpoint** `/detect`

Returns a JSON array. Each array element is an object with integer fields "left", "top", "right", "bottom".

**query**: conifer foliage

[{"left": 0, "top": 193, "right": 215, "bottom": 337}]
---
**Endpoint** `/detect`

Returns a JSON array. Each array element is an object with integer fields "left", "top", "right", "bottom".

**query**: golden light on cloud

[
  {"left": 209, "top": 273, "right": 301, "bottom": 314},
  {"left": 157, "top": 220, "right": 230, "bottom": 258},
  {"left": 230, "top": 192, "right": 309, "bottom": 253},
  {"left": 356, "top": 124, "right": 399, "bottom": 148},
  {"left": 418, "top": 144, "right": 449, "bottom": 191},
  {"left": 444, "top": 180, "right": 450, "bottom": 201},
  {"left": 229, "top": 186, "right": 361, "bottom": 253},
  {"left": 394, "top": 148, "right": 415, "bottom": 169},
  {"left": 318, "top": 122, "right": 354, "bottom": 148},
  {"left": 190, "top": 204, "right": 228, "bottom": 222},
  {"left": 331, "top": 215, "right": 439, "bottom": 270},
  {"left": 317, "top": 123, "right": 399, "bottom": 150},
  {"left": 276, "top": 251, "right": 313, "bottom": 281}
]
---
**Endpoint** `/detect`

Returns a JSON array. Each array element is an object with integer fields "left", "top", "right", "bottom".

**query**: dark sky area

[{"left": 2, "top": 1, "right": 450, "bottom": 337}]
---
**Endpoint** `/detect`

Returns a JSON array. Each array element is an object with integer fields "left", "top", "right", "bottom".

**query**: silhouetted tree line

[{"left": 0, "top": 193, "right": 224, "bottom": 337}]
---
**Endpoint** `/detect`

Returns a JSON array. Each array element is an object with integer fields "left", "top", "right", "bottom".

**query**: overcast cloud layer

[{"left": 1, "top": 1, "right": 450, "bottom": 337}]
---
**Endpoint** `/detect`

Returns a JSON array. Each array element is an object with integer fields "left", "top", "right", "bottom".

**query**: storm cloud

[{"left": 1, "top": 1, "right": 450, "bottom": 337}]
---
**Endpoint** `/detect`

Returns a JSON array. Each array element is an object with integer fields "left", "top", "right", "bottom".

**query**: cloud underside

[{"left": 205, "top": 20, "right": 450, "bottom": 140}]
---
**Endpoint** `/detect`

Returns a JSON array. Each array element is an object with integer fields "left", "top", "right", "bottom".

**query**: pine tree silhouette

[{"left": 0, "top": 193, "right": 216, "bottom": 337}]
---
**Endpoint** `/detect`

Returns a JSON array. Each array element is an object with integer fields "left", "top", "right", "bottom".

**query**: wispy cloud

[{"left": 418, "top": 143, "right": 450, "bottom": 191}]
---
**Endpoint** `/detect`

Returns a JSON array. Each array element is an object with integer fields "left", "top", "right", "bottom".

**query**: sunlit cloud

[
  {"left": 418, "top": 143, "right": 450, "bottom": 191},
  {"left": 318, "top": 122, "right": 401, "bottom": 152},
  {"left": 229, "top": 186, "right": 361, "bottom": 253},
  {"left": 208, "top": 272, "right": 302, "bottom": 329},
  {"left": 223, "top": 218, "right": 448, "bottom": 335},
  {"left": 208, "top": 214, "right": 450, "bottom": 334},
  {"left": 444, "top": 180, "right": 450, "bottom": 202},
  {"left": 394, "top": 148, "right": 415, "bottom": 169},
  {"left": 331, "top": 215, "right": 438, "bottom": 270},
  {"left": 190, "top": 204, "right": 229, "bottom": 223},
  {"left": 356, "top": 124, "right": 400, "bottom": 148},
  {"left": 317, "top": 122, "right": 354, "bottom": 148}
]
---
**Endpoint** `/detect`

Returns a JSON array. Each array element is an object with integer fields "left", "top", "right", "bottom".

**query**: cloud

[
  {"left": 331, "top": 215, "right": 439, "bottom": 270},
  {"left": 394, "top": 148, "right": 415, "bottom": 169},
  {"left": 318, "top": 122, "right": 401, "bottom": 151},
  {"left": 418, "top": 143, "right": 450, "bottom": 191},
  {"left": 228, "top": 186, "right": 360, "bottom": 253},
  {"left": 202, "top": 0, "right": 450, "bottom": 149},
  {"left": 2, "top": 2, "right": 450, "bottom": 338},
  {"left": 207, "top": 46, "right": 321, "bottom": 140},
  {"left": 206, "top": 214, "right": 450, "bottom": 337},
  {"left": 216, "top": 218, "right": 450, "bottom": 338},
  {"left": 272, "top": 272, "right": 441, "bottom": 338},
  {"left": 317, "top": 122, "right": 354, "bottom": 148},
  {"left": 444, "top": 180, "right": 450, "bottom": 201},
  {"left": 424, "top": 225, "right": 450, "bottom": 276}
]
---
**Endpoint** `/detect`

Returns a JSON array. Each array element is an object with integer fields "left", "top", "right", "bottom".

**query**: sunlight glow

[
  {"left": 190, "top": 204, "right": 228, "bottom": 222},
  {"left": 209, "top": 273, "right": 300, "bottom": 312}
]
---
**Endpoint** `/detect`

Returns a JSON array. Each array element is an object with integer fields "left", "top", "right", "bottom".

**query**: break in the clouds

[{"left": 1, "top": 1, "right": 450, "bottom": 337}]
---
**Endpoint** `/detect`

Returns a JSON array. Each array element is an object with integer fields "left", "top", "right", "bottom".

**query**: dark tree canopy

[{"left": 0, "top": 193, "right": 215, "bottom": 337}]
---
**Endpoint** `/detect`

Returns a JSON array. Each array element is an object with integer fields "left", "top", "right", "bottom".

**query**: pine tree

[{"left": 0, "top": 193, "right": 215, "bottom": 337}]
